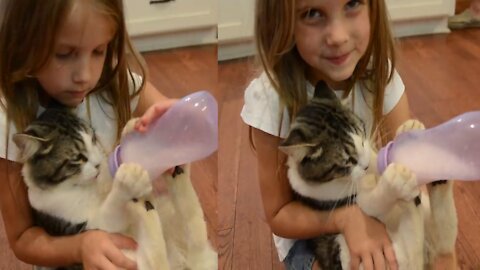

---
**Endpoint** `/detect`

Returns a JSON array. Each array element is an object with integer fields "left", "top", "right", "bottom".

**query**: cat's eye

[
  {"left": 73, "top": 153, "right": 88, "bottom": 163},
  {"left": 347, "top": 157, "right": 357, "bottom": 165}
]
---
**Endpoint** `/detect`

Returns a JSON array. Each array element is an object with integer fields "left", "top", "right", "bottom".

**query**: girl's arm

[
  {"left": 0, "top": 159, "right": 137, "bottom": 269},
  {"left": 382, "top": 93, "right": 411, "bottom": 141},
  {"left": 252, "top": 128, "right": 398, "bottom": 270},
  {"left": 132, "top": 81, "right": 177, "bottom": 128}
]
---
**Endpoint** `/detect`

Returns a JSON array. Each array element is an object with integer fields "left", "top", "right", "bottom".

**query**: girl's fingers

[
  {"left": 372, "top": 250, "right": 386, "bottom": 270},
  {"left": 97, "top": 256, "right": 123, "bottom": 270},
  {"left": 107, "top": 234, "right": 138, "bottom": 269},
  {"left": 383, "top": 244, "right": 398, "bottom": 270},
  {"left": 361, "top": 254, "right": 374, "bottom": 270},
  {"left": 104, "top": 247, "right": 137, "bottom": 270},
  {"left": 110, "top": 233, "right": 137, "bottom": 250},
  {"left": 135, "top": 99, "right": 177, "bottom": 132},
  {"left": 349, "top": 255, "right": 361, "bottom": 270}
]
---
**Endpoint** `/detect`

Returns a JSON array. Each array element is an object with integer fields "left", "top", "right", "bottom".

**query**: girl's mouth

[{"left": 325, "top": 52, "right": 350, "bottom": 66}]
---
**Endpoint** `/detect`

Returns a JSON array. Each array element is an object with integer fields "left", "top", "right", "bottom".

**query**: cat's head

[
  {"left": 13, "top": 108, "right": 104, "bottom": 189},
  {"left": 279, "top": 81, "right": 373, "bottom": 184}
]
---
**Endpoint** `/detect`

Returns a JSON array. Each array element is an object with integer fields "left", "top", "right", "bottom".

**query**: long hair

[
  {"left": 255, "top": 0, "right": 396, "bottom": 140},
  {"left": 0, "top": 0, "right": 146, "bottom": 140}
]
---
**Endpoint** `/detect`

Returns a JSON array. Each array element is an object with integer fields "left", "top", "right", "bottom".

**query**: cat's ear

[
  {"left": 279, "top": 130, "right": 315, "bottom": 160},
  {"left": 12, "top": 133, "right": 48, "bottom": 162},
  {"left": 278, "top": 144, "right": 313, "bottom": 161},
  {"left": 313, "top": 81, "right": 337, "bottom": 100}
]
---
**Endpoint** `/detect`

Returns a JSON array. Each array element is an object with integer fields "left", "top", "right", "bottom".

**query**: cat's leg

[
  {"left": 357, "top": 165, "right": 424, "bottom": 269},
  {"left": 356, "top": 164, "right": 420, "bottom": 218},
  {"left": 153, "top": 194, "right": 189, "bottom": 269},
  {"left": 425, "top": 180, "right": 458, "bottom": 269},
  {"left": 396, "top": 119, "right": 458, "bottom": 269},
  {"left": 395, "top": 119, "right": 425, "bottom": 135},
  {"left": 164, "top": 164, "right": 218, "bottom": 270},
  {"left": 121, "top": 118, "right": 139, "bottom": 138},
  {"left": 88, "top": 163, "right": 152, "bottom": 232},
  {"left": 124, "top": 196, "right": 171, "bottom": 270}
]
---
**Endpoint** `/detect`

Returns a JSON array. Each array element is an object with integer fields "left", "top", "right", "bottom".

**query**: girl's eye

[
  {"left": 301, "top": 8, "right": 325, "bottom": 22},
  {"left": 93, "top": 49, "right": 106, "bottom": 57},
  {"left": 345, "top": 0, "right": 363, "bottom": 11},
  {"left": 55, "top": 50, "right": 73, "bottom": 59}
]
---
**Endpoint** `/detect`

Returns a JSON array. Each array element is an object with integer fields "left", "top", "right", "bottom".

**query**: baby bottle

[
  {"left": 377, "top": 111, "right": 480, "bottom": 185},
  {"left": 108, "top": 90, "right": 218, "bottom": 180}
]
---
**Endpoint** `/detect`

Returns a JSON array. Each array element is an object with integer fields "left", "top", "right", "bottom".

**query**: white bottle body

[
  {"left": 378, "top": 111, "right": 480, "bottom": 185},
  {"left": 110, "top": 91, "right": 218, "bottom": 180}
]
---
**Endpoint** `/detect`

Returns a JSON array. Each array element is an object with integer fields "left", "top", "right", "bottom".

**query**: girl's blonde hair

[
  {"left": 255, "top": 0, "right": 396, "bottom": 139},
  {"left": 0, "top": 0, "right": 146, "bottom": 140}
]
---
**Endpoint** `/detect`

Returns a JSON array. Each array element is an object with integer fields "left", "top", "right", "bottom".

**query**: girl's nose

[
  {"left": 325, "top": 19, "right": 349, "bottom": 46},
  {"left": 72, "top": 57, "right": 92, "bottom": 85}
]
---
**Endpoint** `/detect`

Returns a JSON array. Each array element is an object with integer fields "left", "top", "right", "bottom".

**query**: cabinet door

[
  {"left": 218, "top": 0, "right": 255, "bottom": 42},
  {"left": 386, "top": 0, "right": 454, "bottom": 37},
  {"left": 124, "top": 0, "right": 217, "bottom": 36},
  {"left": 218, "top": 0, "right": 256, "bottom": 60},
  {"left": 386, "top": 0, "right": 454, "bottom": 20}
]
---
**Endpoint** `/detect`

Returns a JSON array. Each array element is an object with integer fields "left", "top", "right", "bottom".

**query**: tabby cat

[
  {"left": 279, "top": 81, "right": 457, "bottom": 269},
  {"left": 13, "top": 106, "right": 217, "bottom": 270}
]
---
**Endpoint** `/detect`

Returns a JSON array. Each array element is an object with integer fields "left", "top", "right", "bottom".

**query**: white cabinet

[
  {"left": 387, "top": 0, "right": 455, "bottom": 37},
  {"left": 124, "top": 0, "right": 217, "bottom": 52},
  {"left": 218, "top": 0, "right": 255, "bottom": 61}
]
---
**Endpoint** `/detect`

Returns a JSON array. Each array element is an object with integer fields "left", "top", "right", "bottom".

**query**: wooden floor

[
  {"left": 218, "top": 28, "right": 480, "bottom": 269},
  {"left": 0, "top": 45, "right": 218, "bottom": 270}
]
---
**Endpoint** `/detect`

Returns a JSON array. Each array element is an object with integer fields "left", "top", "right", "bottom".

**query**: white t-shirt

[
  {"left": 240, "top": 71, "right": 405, "bottom": 261},
  {"left": 0, "top": 74, "right": 142, "bottom": 161}
]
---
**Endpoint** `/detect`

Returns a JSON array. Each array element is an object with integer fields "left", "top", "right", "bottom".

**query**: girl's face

[
  {"left": 294, "top": 0, "right": 370, "bottom": 89},
  {"left": 35, "top": 2, "right": 115, "bottom": 107}
]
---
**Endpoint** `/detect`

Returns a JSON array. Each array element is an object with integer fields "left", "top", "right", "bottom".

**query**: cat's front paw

[
  {"left": 115, "top": 163, "right": 152, "bottom": 199},
  {"left": 357, "top": 173, "right": 378, "bottom": 193},
  {"left": 381, "top": 163, "right": 419, "bottom": 201},
  {"left": 395, "top": 119, "right": 425, "bottom": 137},
  {"left": 121, "top": 118, "right": 139, "bottom": 139}
]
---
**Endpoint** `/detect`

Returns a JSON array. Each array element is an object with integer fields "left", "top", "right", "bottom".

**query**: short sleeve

[
  {"left": 383, "top": 69, "right": 405, "bottom": 115},
  {"left": 240, "top": 73, "right": 291, "bottom": 138}
]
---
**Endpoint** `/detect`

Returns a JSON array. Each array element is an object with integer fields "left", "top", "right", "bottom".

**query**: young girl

[
  {"left": 0, "top": 0, "right": 175, "bottom": 269},
  {"left": 241, "top": 0, "right": 413, "bottom": 269}
]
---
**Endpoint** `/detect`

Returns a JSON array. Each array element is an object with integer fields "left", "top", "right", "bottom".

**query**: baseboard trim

[
  {"left": 392, "top": 16, "right": 451, "bottom": 38},
  {"left": 131, "top": 26, "right": 217, "bottom": 52},
  {"left": 218, "top": 39, "right": 255, "bottom": 61}
]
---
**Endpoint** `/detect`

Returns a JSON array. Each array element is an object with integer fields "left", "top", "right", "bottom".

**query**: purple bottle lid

[
  {"left": 108, "top": 145, "right": 122, "bottom": 177},
  {"left": 377, "top": 141, "right": 394, "bottom": 174}
]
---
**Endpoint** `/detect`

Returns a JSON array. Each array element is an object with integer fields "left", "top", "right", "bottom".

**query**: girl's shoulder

[{"left": 240, "top": 72, "right": 291, "bottom": 138}]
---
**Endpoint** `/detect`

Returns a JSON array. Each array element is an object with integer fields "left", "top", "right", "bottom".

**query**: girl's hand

[
  {"left": 335, "top": 205, "right": 397, "bottom": 270},
  {"left": 134, "top": 99, "right": 179, "bottom": 178},
  {"left": 80, "top": 230, "right": 137, "bottom": 270},
  {"left": 134, "top": 99, "right": 178, "bottom": 133}
]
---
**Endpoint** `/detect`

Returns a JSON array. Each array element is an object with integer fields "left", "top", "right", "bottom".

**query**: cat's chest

[{"left": 29, "top": 185, "right": 104, "bottom": 224}]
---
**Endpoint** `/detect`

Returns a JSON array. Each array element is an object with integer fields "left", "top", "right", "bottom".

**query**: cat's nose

[{"left": 95, "top": 164, "right": 100, "bottom": 170}]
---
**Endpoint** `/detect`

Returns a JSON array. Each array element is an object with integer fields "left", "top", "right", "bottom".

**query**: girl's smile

[{"left": 324, "top": 51, "right": 351, "bottom": 66}]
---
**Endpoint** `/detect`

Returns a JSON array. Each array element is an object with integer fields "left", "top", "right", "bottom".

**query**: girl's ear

[{"left": 12, "top": 133, "right": 47, "bottom": 162}]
